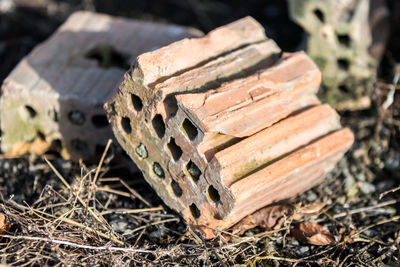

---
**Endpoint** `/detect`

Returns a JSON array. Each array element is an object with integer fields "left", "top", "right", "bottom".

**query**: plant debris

[{"left": 291, "top": 222, "right": 335, "bottom": 246}]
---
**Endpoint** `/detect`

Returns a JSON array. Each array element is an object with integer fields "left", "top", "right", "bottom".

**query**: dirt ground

[{"left": 0, "top": 0, "right": 399, "bottom": 266}]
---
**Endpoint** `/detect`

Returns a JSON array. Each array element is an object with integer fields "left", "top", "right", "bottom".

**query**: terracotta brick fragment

[
  {"left": 105, "top": 17, "right": 354, "bottom": 238},
  {"left": 0, "top": 11, "right": 202, "bottom": 161}
]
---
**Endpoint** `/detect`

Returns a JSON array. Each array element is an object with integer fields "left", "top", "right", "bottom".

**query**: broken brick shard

[
  {"left": 0, "top": 11, "right": 202, "bottom": 161},
  {"left": 105, "top": 16, "right": 354, "bottom": 238}
]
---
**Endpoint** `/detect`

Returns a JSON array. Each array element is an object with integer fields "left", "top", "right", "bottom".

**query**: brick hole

[
  {"left": 91, "top": 114, "right": 108, "bottom": 128},
  {"left": 131, "top": 94, "right": 143, "bottom": 111},
  {"left": 153, "top": 162, "right": 165, "bottom": 179},
  {"left": 189, "top": 203, "right": 201, "bottom": 219},
  {"left": 71, "top": 139, "right": 88, "bottom": 155},
  {"left": 337, "top": 58, "right": 350, "bottom": 71},
  {"left": 313, "top": 8, "right": 325, "bottom": 23},
  {"left": 186, "top": 160, "right": 201, "bottom": 182},
  {"left": 171, "top": 180, "right": 183, "bottom": 197},
  {"left": 152, "top": 114, "right": 165, "bottom": 138},
  {"left": 24, "top": 105, "right": 37, "bottom": 119},
  {"left": 135, "top": 143, "right": 148, "bottom": 159},
  {"left": 85, "top": 44, "right": 130, "bottom": 69},
  {"left": 120, "top": 117, "right": 132, "bottom": 134},
  {"left": 213, "top": 213, "right": 223, "bottom": 220},
  {"left": 181, "top": 118, "right": 198, "bottom": 141},
  {"left": 68, "top": 110, "right": 86, "bottom": 125},
  {"left": 337, "top": 33, "right": 351, "bottom": 47},
  {"left": 167, "top": 137, "right": 182, "bottom": 161},
  {"left": 207, "top": 185, "right": 221, "bottom": 203}
]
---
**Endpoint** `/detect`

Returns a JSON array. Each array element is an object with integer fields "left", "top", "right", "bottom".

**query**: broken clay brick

[
  {"left": 288, "top": 0, "right": 390, "bottom": 108},
  {"left": 0, "top": 11, "right": 202, "bottom": 161},
  {"left": 105, "top": 17, "right": 354, "bottom": 238}
]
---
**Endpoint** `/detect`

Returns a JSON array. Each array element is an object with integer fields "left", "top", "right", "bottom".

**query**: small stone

[
  {"left": 364, "top": 229, "right": 378, "bottom": 237},
  {"left": 110, "top": 220, "right": 128, "bottom": 233},
  {"left": 296, "top": 246, "right": 310, "bottom": 256},
  {"left": 359, "top": 182, "right": 375, "bottom": 194},
  {"left": 306, "top": 191, "right": 317, "bottom": 202},
  {"left": 345, "top": 176, "right": 359, "bottom": 198},
  {"left": 149, "top": 228, "right": 167, "bottom": 239}
]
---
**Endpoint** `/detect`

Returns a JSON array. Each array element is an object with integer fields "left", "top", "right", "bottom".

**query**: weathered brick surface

[
  {"left": 0, "top": 11, "right": 202, "bottom": 161},
  {"left": 105, "top": 17, "right": 354, "bottom": 238}
]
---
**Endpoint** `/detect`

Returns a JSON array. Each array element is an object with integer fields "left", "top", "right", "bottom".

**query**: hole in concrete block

[
  {"left": 68, "top": 110, "right": 86, "bottom": 125},
  {"left": 171, "top": 180, "right": 183, "bottom": 197},
  {"left": 135, "top": 143, "right": 148, "bottom": 159},
  {"left": 337, "top": 34, "right": 351, "bottom": 47},
  {"left": 153, "top": 162, "right": 165, "bottom": 179},
  {"left": 189, "top": 203, "right": 200, "bottom": 219},
  {"left": 37, "top": 131, "right": 46, "bottom": 141},
  {"left": 313, "top": 8, "right": 325, "bottom": 23},
  {"left": 181, "top": 118, "right": 198, "bottom": 141},
  {"left": 186, "top": 160, "right": 201, "bottom": 182},
  {"left": 338, "top": 84, "right": 350, "bottom": 93},
  {"left": 337, "top": 58, "right": 350, "bottom": 71},
  {"left": 131, "top": 94, "right": 143, "bottom": 111},
  {"left": 50, "top": 139, "right": 62, "bottom": 152},
  {"left": 207, "top": 185, "right": 221, "bottom": 203},
  {"left": 24, "top": 105, "right": 37, "bottom": 119},
  {"left": 167, "top": 138, "right": 182, "bottom": 161},
  {"left": 120, "top": 117, "right": 132, "bottom": 134},
  {"left": 71, "top": 139, "right": 88, "bottom": 155},
  {"left": 85, "top": 44, "right": 130, "bottom": 69},
  {"left": 48, "top": 109, "right": 58, "bottom": 122},
  {"left": 91, "top": 114, "right": 108, "bottom": 128},
  {"left": 152, "top": 114, "right": 165, "bottom": 139}
]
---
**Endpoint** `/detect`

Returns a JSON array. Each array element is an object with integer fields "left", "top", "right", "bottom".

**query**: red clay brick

[{"left": 105, "top": 17, "right": 354, "bottom": 238}]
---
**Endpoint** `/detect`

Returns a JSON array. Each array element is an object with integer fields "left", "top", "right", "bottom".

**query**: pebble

[
  {"left": 110, "top": 220, "right": 128, "bottom": 233},
  {"left": 150, "top": 228, "right": 166, "bottom": 239},
  {"left": 296, "top": 246, "right": 310, "bottom": 256},
  {"left": 306, "top": 191, "right": 317, "bottom": 202},
  {"left": 359, "top": 182, "right": 376, "bottom": 194},
  {"left": 364, "top": 229, "right": 378, "bottom": 237}
]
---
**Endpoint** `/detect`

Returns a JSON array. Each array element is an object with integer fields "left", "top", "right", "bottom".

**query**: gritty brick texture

[{"left": 105, "top": 17, "right": 354, "bottom": 238}]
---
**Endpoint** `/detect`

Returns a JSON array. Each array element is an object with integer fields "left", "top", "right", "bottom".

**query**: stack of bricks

[
  {"left": 105, "top": 17, "right": 354, "bottom": 238},
  {"left": 0, "top": 11, "right": 202, "bottom": 161}
]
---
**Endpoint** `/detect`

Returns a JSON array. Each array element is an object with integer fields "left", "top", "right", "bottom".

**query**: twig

[
  {"left": 43, "top": 157, "right": 122, "bottom": 245},
  {"left": 119, "top": 178, "right": 151, "bottom": 207},
  {"left": 380, "top": 186, "right": 400, "bottom": 199},
  {"left": 86, "top": 139, "right": 112, "bottom": 216},
  {"left": 250, "top": 255, "right": 306, "bottom": 264},
  {"left": 382, "top": 71, "right": 399, "bottom": 109},
  {"left": 122, "top": 218, "right": 180, "bottom": 236},
  {"left": 1, "top": 235, "right": 153, "bottom": 253},
  {"left": 100, "top": 207, "right": 163, "bottom": 215},
  {"left": 93, "top": 139, "right": 112, "bottom": 186},
  {"left": 20, "top": 206, "right": 123, "bottom": 246},
  {"left": 330, "top": 199, "right": 398, "bottom": 219}
]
